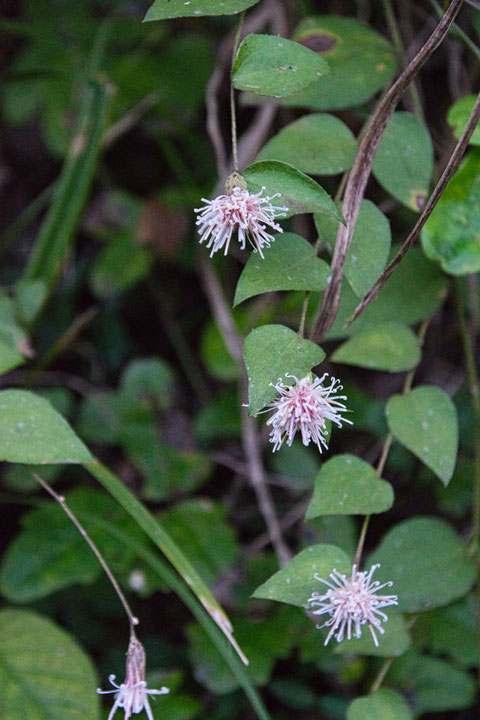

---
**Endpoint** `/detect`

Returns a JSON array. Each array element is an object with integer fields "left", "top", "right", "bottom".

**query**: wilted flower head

[
  {"left": 258, "top": 373, "right": 352, "bottom": 453},
  {"left": 98, "top": 633, "right": 169, "bottom": 720},
  {"left": 194, "top": 173, "right": 288, "bottom": 258},
  {"left": 307, "top": 563, "right": 398, "bottom": 647}
]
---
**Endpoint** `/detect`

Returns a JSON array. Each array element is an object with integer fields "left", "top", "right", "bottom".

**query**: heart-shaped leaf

[
  {"left": 331, "top": 322, "right": 420, "bottom": 372},
  {"left": 232, "top": 34, "right": 329, "bottom": 98},
  {"left": 0, "top": 608, "right": 100, "bottom": 720},
  {"left": 244, "top": 324, "right": 325, "bottom": 415},
  {"left": 234, "top": 233, "right": 330, "bottom": 306},
  {"left": 315, "top": 199, "right": 391, "bottom": 298},
  {"left": 373, "top": 112, "right": 433, "bottom": 211},
  {"left": 306, "top": 454, "right": 394, "bottom": 518},
  {"left": 421, "top": 150, "right": 480, "bottom": 275},
  {"left": 386, "top": 385, "right": 458, "bottom": 484},
  {"left": 243, "top": 160, "right": 343, "bottom": 220},
  {"left": 253, "top": 544, "right": 351, "bottom": 607},
  {"left": 347, "top": 689, "right": 413, "bottom": 720},
  {"left": 144, "top": 0, "right": 259, "bottom": 21},
  {"left": 0, "top": 390, "right": 92, "bottom": 464},
  {"left": 335, "top": 613, "right": 410, "bottom": 658},
  {"left": 369, "top": 517, "right": 477, "bottom": 613},
  {"left": 258, "top": 113, "right": 356, "bottom": 175}
]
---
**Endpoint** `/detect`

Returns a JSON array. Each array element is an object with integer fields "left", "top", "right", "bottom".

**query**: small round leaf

[
  {"left": 331, "top": 322, "right": 420, "bottom": 372},
  {"left": 347, "top": 689, "right": 413, "bottom": 720}
]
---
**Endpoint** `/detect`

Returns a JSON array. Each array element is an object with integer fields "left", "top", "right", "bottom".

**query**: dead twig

[
  {"left": 346, "top": 87, "right": 480, "bottom": 329},
  {"left": 310, "top": 0, "right": 466, "bottom": 342}
]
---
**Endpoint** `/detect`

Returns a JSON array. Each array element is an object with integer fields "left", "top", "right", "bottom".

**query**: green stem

[{"left": 230, "top": 12, "right": 245, "bottom": 171}]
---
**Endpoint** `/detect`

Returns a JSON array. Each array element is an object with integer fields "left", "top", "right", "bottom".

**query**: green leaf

[
  {"left": 369, "top": 517, "right": 477, "bottom": 613},
  {"left": 306, "top": 454, "right": 394, "bottom": 518},
  {"left": 144, "top": 0, "right": 259, "bottom": 21},
  {"left": 0, "top": 489, "right": 141, "bottom": 602},
  {"left": 421, "top": 150, "right": 480, "bottom": 274},
  {"left": 0, "top": 608, "right": 100, "bottom": 720},
  {"left": 121, "top": 356, "right": 175, "bottom": 411},
  {"left": 373, "top": 112, "right": 433, "bottom": 211},
  {"left": 447, "top": 94, "right": 480, "bottom": 146},
  {"left": 89, "top": 231, "right": 152, "bottom": 298},
  {"left": 258, "top": 113, "right": 356, "bottom": 175},
  {"left": 387, "top": 650, "right": 476, "bottom": 715},
  {"left": 0, "top": 342, "right": 24, "bottom": 375},
  {"left": 0, "top": 389, "right": 92, "bottom": 464},
  {"left": 347, "top": 689, "right": 413, "bottom": 720},
  {"left": 232, "top": 34, "right": 329, "bottom": 98},
  {"left": 331, "top": 322, "right": 420, "bottom": 372},
  {"left": 385, "top": 385, "right": 458, "bottom": 484},
  {"left": 243, "top": 160, "right": 343, "bottom": 220},
  {"left": 282, "top": 15, "right": 396, "bottom": 110},
  {"left": 243, "top": 324, "right": 325, "bottom": 415},
  {"left": 253, "top": 544, "right": 351, "bottom": 607},
  {"left": 13, "top": 279, "right": 47, "bottom": 324},
  {"left": 335, "top": 613, "right": 411, "bottom": 658},
  {"left": 315, "top": 200, "right": 391, "bottom": 298},
  {"left": 161, "top": 499, "right": 240, "bottom": 585},
  {"left": 234, "top": 233, "right": 330, "bottom": 306},
  {"left": 326, "top": 247, "right": 448, "bottom": 340},
  {"left": 415, "top": 595, "right": 478, "bottom": 669}
]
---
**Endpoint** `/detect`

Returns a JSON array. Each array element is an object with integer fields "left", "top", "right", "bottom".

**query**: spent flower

[
  {"left": 258, "top": 373, "right": 352, "bottom": 453},
  {"left": 307, "top": 563, "right": 398, "bottom": 647},
  {"left": 98, "top": 633, "right": 169, "bottom": 720},
  {"left": 194, "top": 173, "right": 288, "bottom": 258}
]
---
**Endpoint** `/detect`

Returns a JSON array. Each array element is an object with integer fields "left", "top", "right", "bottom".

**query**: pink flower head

[
  {"left": 258, "top": 373, "right": 352, "bottom": 453},
  {"left": 308, "top": 564, "right": 398, "bottom": 647},
  {"left": 194, "top": 175, "right": 288, "bottom": 258},
  {"left": 97, "top": 634, "right": 169, "bottom": 720}
]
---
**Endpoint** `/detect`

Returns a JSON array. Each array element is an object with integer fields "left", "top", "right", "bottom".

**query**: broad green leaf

[
  {"left": 387, "top": 650, "right": 476, "bottom": 715},
  {"left": 0, "top": 608, "right": 100, "bottom": 720},
  {"left": 232, "top": 34, "right": 329, "bottom": 98},
  {"left": 326, "top": 247, "right": 448, "bottom": 340},
  {"left": 315, "top": 200, "right": 391, "bottom": 298},
  {"left": 447, "top": 94, "right": 480, "bottom": 146},
  {"left": 421, "top": 150, "right": 480, "bottom": 274},
  {"left": 282, "top": 15, "right": 396, "bottom": 110},
  {"left": 0, "top": 342, "right": 24, "bottom": 375},
  {"left": 373, "top": 112, "right": 433, "bottom": 211},
  {"left": 89, "top": 231, "right": 152, "bottom": 298},
  {"left": 234, "top": 233, "right": 330, "bottom": 306},
  {"left": 385, "top": 385, "right": 458, "bottom": 484},
  {"left": 331, "top": 322, "right": 420, "bottom": 372},
  {"left": 121, "top": 356, "right": 175, "bottom": 411},
  {"left": 187, "top": 608, "right": 299, "bottom": 694},
  {"left": 258, "top": 114, "right": 356, "bottom": 175},
  {"left": 253, "top": 544, "right": 351, "bottom": 607},
  {"left": 0, "top": 390, "right": 92, "bottom": 464},
  {"left": 13, "top": 279, "right": 47, "bottom": 324},
  {"left": 243, "top": 324, "right": 325, "bottom": 415},
  {"left": 243, "top": 160, "right": 343, "bottom": 220},
  {"left": 335, "top": 613, "right": 411, "bottom": 658},
  {"left": 306, "top": 454, "right": 394, "bottom": 517},
  {"left": 144, "top": 0, "right": 259, "bottom": 21},
  {"left": 369, "top": 517, "right": 477, "bottom": 613},
  {"left": 347, "top": 689, "right": 412, "bottom": 720},
  {"left": 161, "top": 499, "right": 240, "bottom": 585},
  {"left": 0, "top": 489, "right": 141, "bottom": 602}
]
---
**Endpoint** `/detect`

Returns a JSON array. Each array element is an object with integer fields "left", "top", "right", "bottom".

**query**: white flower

[
  {"left": 258, "top": 373, "right": 352, "bottom": 453},
  {"left": 307, "top": 564, "right": 398, "bottom": 647},
  {"left": 194, "top": 175, "right": 287, "bottom": 258},
  {"left": 98, "top": 634, "right": 169, "bottom": 720}
]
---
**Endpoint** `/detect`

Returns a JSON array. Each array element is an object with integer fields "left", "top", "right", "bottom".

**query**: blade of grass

[
  {"left": 85, "top": 458, "right": 249, "bottom": 667},
  {"left": 69, "top": 505, "right": 272, "bottom": 720}
]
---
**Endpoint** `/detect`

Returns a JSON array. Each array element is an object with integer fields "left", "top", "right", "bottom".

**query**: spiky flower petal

[
  {"left": 194, "top": 178, "right": 287, "bottom": 258},
  {"left": 97, "top": 634, "right": 169, "bottom": 720},
  {"left": 258, "top": 373, "right": 352, "bottom": 453},
  {"left": 307, "top": 564, "right": 398, "bottom": 647}
]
